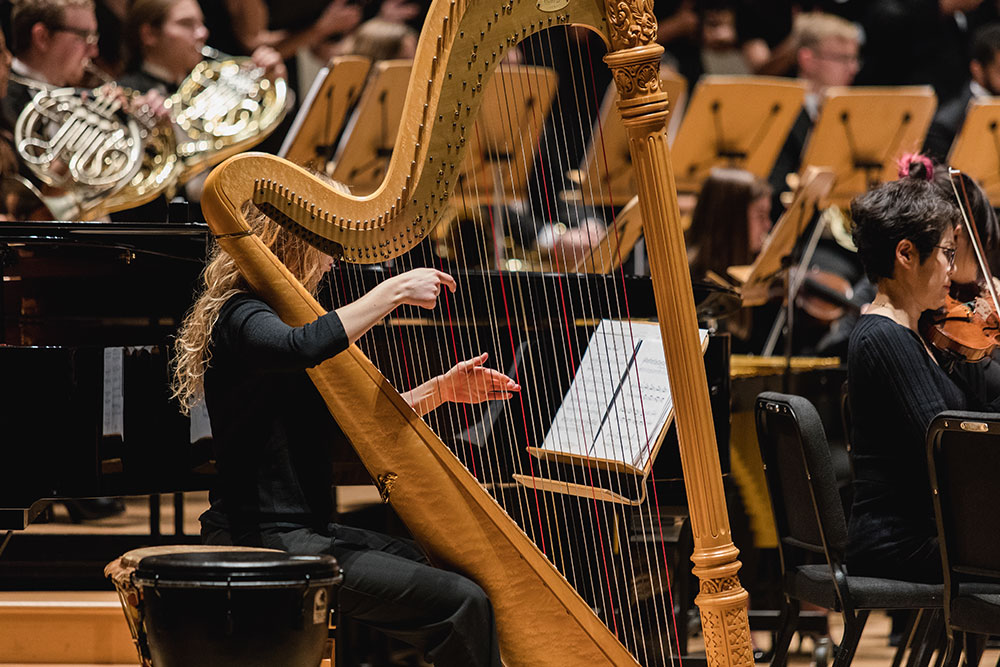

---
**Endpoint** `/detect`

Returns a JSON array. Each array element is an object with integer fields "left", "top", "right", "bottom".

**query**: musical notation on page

[{"left": 534, "top": 320, "right": 709, "bottom": 473}]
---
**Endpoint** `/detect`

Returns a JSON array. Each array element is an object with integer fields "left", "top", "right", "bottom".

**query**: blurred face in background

[
  {"left": 971, "top": 49, "right": 1000, "bottom": 95},
  {"left": 39, "top": 5, "right": 99, "bottom": 86},
  {"left": 140, "top": 0, "right": 208, "bottom": 79},
  {"left": 0, "top": 31, "right": 11, "bottom": 97},
  {"left": 800, "top": 35, "right": 860, "bottom": 91},
  {"left": 747, "top": 195, "right": 772, "bottom": 254}
]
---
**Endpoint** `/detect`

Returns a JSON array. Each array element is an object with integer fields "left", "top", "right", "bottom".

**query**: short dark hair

[
  {"left": 971, "top": 23, "right": 1000, "bottom": 67},
  {"left": 10, "top": 0, "right": 94, "bottom": 55},
  {"left": 851, "top": 178, "right": 959, "bottom": 283}
]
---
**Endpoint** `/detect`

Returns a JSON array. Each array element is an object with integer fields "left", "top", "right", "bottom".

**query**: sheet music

[
  {"left": 102, "top": 347, "right": 124, "bottom": 438},
  {"left": 540, "top": 320, "right": 708, "bottom": 470}
]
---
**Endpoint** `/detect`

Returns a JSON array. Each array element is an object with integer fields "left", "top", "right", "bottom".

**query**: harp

[{"left": 200, "top": 0, "right": 752, "bottom": 663}]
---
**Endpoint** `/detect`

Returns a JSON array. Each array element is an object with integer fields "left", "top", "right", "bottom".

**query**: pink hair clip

[{"left": 897, "top": 153, "right": 934, "bottom": 181}]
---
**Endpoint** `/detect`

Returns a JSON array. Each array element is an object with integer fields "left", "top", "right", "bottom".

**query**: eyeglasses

[
  {"left": 815, "top": 51, "right": 861, "bottom": 67},
  {"left": 937, "top": 245, "right": 957, "bottom": 269},
  {"left": 48, "top": 24, "right": 99, "bottom": 46}
]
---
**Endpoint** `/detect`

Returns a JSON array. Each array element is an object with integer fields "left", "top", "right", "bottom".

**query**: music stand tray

[
  {"left": 454, "top": 65, "right": 558, "bottom": 208},
  {"left": 331, "top": 59, "right": 413, "bottom": 194},
  {"left": 736, "top": 167, "right": 836, "bottom": 307},
  {"left": 800, "top": 85, "right": 937, "bottom": 208},
  {"left": 671, "top": 75, "right": 807, "bottom": 194},
  {"left": 564, "top": 69, "right": 687, "bottom": 208},
  {"left": 949, "top": 99, "right": 1000, "bottom": 206},
  {"left": 280, "top": 56, "right": 371, "bottom": 170}
]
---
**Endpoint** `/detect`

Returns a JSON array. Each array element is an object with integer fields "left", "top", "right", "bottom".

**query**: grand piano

[{"left": 0, "top": 221, "right": 215, "bottom": 530}]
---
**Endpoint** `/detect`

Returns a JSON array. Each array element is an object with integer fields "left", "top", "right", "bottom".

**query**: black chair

[
  {"left": 755, "top": 392, "right": 946, "bottom": 666},
  {"left": 928, "top": 411, "right": 1000, "bottom": 667}
]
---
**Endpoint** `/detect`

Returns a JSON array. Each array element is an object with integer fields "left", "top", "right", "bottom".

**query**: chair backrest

[
  {"left": 928, "top": 411, "right": 1000, "bottom": 588},
  {"left": 755, "top": 392, "right": 849, "bottom": 570}
]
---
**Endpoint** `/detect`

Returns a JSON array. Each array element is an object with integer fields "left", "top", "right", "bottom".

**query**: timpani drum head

[{"left": 133, "top": 551, "right": 342, "bottom": 667}]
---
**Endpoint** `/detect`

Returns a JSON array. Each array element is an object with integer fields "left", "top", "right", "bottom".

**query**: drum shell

[{"left": 134, "top": 552, "right": 341, "bottom": 667}]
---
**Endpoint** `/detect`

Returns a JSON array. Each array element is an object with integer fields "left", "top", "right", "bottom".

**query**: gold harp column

[{"left": 603, "top": 2, "right": 752, "bottom": 664}]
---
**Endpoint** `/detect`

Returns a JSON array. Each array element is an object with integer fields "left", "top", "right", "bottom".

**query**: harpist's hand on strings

[
  {"left": 438, "top": 353, "right": 520, "bottom": 404},
  {"left": 387, "top": 268, "right": 457, "bottom": 310}
]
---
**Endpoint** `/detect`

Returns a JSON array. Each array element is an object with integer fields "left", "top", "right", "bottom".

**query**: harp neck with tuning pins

[{"left": 201, "top": 0, "right": 752, "bottom": 663}]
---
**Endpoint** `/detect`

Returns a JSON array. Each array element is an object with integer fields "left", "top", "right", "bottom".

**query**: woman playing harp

[
  {"left": 194, "top": 0, "right": 754, "bottom": 659},
  {"left": 172, "top": 199, "right": 519, "bottom": 666}
]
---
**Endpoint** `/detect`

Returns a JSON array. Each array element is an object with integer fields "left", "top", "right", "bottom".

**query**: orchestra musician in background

[
  {"left": 119, "top": 0, "right": 285, "bottom": 96},
  {"left": 171, "top": 190, "right": 519, "bottom": 667},
  {"left": 767, "top": 12, "right": 860, "bottom": 218},
  {"left": 925, "top": 23, "right": 1000, "bottom": 161},
  {"left": 846, "top": 174, "right": 1000, "bottom": 584},
  {"left": 685, "top": 167, "right": 773, "bottom": 353},
  {"left": 1, "top": 0, "right": 100, "bottom": 131}
]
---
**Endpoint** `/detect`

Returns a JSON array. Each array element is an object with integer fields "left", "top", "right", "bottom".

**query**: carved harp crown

[{"left": 200, "top": 0, "right": 751, "bottom": 663}]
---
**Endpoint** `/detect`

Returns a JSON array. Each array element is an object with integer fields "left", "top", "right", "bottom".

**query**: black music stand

[
  {"left": 670, "top": 76, "right": 807, "bottom": 194},
  {"left": 799, "top": 85, "right": 937, "bottom": 208},
  {"left": 948, "top": 99, "right": 1000, "bottom": 207}
]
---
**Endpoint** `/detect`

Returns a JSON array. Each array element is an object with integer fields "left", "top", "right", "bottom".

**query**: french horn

[
  {"left": 13, "top": 80, "right": 144, "bottom": 219},
  {"left": 12, "top": 46, "right": 287, "bottom": 220},
  {"left": 169, "top": 46, "right": 288, "bottom": 184}
]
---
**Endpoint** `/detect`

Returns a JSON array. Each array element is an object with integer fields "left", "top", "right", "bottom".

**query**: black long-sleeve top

[
  {"left": 200, "top": 292, "right": 350, "bottom": 530},
  {"left": 847, "top": 314, "right": 1000, "bottom": 571}
]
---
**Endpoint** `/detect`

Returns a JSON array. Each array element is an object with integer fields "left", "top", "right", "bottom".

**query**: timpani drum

[
  {"left": 106, "top": 545, "right": 280, "bottom": 666},
  {"left": 106, "top": 545, "right": 341, "bottom": 667}
]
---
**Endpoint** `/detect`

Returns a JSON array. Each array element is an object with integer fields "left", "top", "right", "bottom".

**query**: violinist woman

[{"left": 846, "top": 176, "right": 1000, "bottom": 583}]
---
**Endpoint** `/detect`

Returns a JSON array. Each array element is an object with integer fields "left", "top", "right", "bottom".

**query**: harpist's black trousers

[{"left": 203, "top": 522, "right": 502, "bottom": 667}]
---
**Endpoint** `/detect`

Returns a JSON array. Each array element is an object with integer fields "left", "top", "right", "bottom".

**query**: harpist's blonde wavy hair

[{"left": 171, "top": 200, "right": 335, "bottom": 414}]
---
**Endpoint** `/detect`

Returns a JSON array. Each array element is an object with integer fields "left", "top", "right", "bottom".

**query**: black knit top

[
  {"left": 846, "top": 314, "right": 1000, "bottom": 575},
  {"left": 200, "top": 292, "right": 349, "bottom": 531}
]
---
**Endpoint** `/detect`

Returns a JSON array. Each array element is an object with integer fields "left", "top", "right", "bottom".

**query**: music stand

[
  {"left": 563, "top": 69, "right": 687, "bottom": 208},
  {"left": 572, "top": 194, "right": 643, "bottom": 273},
  {"left": 736, "top": 167, "right": 836, "bottom": 307},
  {"left": 279, "top": 56, "right": 371, "bottom": 169},
  {"left": 670, "top": 75, "right": 807, "bottom": 194},
  {"left": 330, "top": 59, "right": 412, "bottom": 194},
  {"left": 799, "top": 85, "right": 937, "bottom": 208},
  {"left": 948, "top": 99, "right": 1000, "bottom": 206},
  {"left": 452, "top": 64, "right": 558, "bottom": 208}
]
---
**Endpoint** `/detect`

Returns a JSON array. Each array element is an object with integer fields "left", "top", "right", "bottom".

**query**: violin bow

[{"left": 948, "top": 167, "right": 1000, "bottom": 319}]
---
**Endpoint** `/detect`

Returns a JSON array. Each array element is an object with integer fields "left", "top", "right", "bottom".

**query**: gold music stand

[
  {"left": 330, "top": 60, "right": 413, "bottom": 194},
  {"left": 453, "top": 65, "right": 558, "bottom": 208},
  {"left": 572, "top": 195, "right": 643, "bottom": 273},
  {"left": 732, "top": 166, "right": 836, "bottom": 306},
  {"left": 563, "top": 69, "right": 686, "bottom": 208},
  {"left": 279, "top": 56, "right": 371, "bottom": 169},
  {"left": 671, "top": 75, "right": 807, "bottom": 194},
  {"left": 948, "top": 99, "right": 1000, "bottom": 206},
  {"left": 799, "top": 86, "right": 937, "bottom": 208}
]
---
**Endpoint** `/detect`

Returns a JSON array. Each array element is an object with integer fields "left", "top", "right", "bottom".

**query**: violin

[
  {"left": 923, "top": 169, "right": 1000, "bottom": 361},
  {"left": 923, "top": 293, "right": 1000, "bottom": 362}
]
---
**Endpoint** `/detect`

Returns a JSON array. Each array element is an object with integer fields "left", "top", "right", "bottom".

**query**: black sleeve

[
  {"left": 857, "top": 323, "right": 952, "bottom": 448},
  {"left": 950, "top": 355, "right": 1000, "bottom": 412},
  {"left": 217, "top": 294, "right": 350, "bottom": 372}
]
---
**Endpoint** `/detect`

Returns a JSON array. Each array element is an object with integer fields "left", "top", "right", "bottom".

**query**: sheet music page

[
  {"left": 102, "top": 347, "right": 125, "bottom": 439},
  {"left": 540, "top": 320, "right": 708, "bottom": 469}
]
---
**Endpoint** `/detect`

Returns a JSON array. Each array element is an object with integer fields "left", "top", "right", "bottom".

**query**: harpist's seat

[{"left": 755, "top": 392, "right": 945, "bottom": 667}]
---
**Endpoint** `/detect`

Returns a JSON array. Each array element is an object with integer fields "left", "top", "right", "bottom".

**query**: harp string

[
  {"left": 517, "top": 31, "right": 630, "bottom": 641},
  {"left": 574, "top": 34, "right": 675, "bottom": 659}
]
